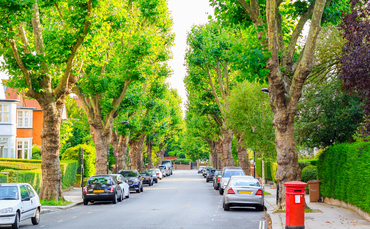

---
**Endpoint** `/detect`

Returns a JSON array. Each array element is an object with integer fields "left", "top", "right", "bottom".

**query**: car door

[
  {"left": 119, "top": 175, "right": 129, "bottom": 196},
  {"left": 25, "top": 185, "right": 38, "bottom": 217},
  {"left": 19, "top": 185, "right": 32, "bottom": 220}
]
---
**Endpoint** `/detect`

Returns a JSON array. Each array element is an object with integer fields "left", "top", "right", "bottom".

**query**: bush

[
  {"left": 264, "top": 160, "right": 273, "bottom": 181},
  {"left": 0, "top": 161, "right": 40, "bottom": 171},
  {"left": 32, "top": 145, "right": 41, "bottom": 159},
  {"left": 0, "top": 173, "right": 7, "bottom": 183},
  {"left": 60, "top": 161, "right": 78, "bottom": 189},
  {"left": 301, "top": 165, "right": 318, "bottom": 183},
  {"left": 256, "top": 158, "right": 262, "bottom": 177},
  {"left": 318, "top": 142, "right": 370, "bottom": 213},
  {"left": 61, "top": 144, "right": 96, "bottom": 178},
  {"left": 171, "top": 158, "right": 192, "bottom": 164},
  {"left": 271, "top": 162, "right": 277, "bottom": 183},
  {"left": 178, "top": 152, "right": 186, "bottom": 159},
  {"left": 167, "top": 151, "right": 176, "bottom": 157},
  {"left": 299, "top": 161, "right": 311, "bottom": 170}
]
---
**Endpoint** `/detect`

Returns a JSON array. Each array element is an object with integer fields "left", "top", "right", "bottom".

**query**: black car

[
  {"left": 206, "top": 169, "right": 216, "bottom": 182},
  {"left": 83, "top": 175, "right": 124, "bottom": 205},
  {"left": 147, "top": 170, "right": 158, "bottom": 183},
  {"left": 203, "top": 167, "right": 213, "bottom": 178},
  {"left": 140, "top": 172, "right": 154, "bottom": 186},
  {"left": 213, "top": 170, "right": 222, "bottom": 190},
  {"left": 119, "top": 170, "right": 143, "bottom": 193}
]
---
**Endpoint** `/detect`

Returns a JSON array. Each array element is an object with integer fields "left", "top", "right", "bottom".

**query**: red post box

[{"left": 284, "top": 181, "right": 307, "bottom": 229}]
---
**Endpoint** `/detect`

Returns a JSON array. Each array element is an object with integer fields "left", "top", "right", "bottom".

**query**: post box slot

[{"left": 294, "top": 190, "right": 301, "bottom": 192}]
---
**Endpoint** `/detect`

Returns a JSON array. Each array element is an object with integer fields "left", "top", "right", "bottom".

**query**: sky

[{"left": 166, "top": 0, "right": 214, "bottom": 115}]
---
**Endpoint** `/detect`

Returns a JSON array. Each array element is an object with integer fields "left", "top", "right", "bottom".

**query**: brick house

[{"left": 0, "top": 81, "right": 67, "bottom": 159}]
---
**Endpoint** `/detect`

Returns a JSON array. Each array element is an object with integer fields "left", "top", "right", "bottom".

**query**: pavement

[
  {"left": 264, "top": 185, "right": 370, "bottom": 229},
  {"left": 41, "top": 188, "right": 84, "bottom": 214},
  {"left": 23, "top": 170, "right": 267, "bottom": 229}
]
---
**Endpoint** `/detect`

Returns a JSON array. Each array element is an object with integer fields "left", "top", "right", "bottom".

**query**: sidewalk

[
  {"left": 264, "top": 185, "right": 370, "bottom": 229},
  {"left": 41, "top": 188, "right": 83, "bottom": 214}
]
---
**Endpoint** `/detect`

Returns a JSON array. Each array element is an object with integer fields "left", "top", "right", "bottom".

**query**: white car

[
  {"left": 111, "top": 174, "right": 130, "bottom": 199},
  {"left": 154, "top": 169, "right": 163, "bottom": 180},
  {"left": 0, "top": 183, "right": 41, "bottom": 229}
]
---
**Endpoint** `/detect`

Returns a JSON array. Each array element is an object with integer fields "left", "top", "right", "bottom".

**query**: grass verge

[{"left": 40, "top": 199, "right": 72, "bottom": 206}]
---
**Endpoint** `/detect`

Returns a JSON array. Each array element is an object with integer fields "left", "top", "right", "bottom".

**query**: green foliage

[
  {"left": 170, "top": 158, "right": 193, "bottom": 164},
  {"left": 60, "top": 161, "right": 78, "bottom": 189},
  {"left": 40, "top": 199, "right": 72, "bottom": 206},
  {"left": 31, "top": 145, "right": 41, "bottom": 160},
  {"left": 298, "top": 161, "right": 311, "bottom": 170},
  {"left": 0, "top": 174, "right": 7, "bottom": 183},
  {"left": 177, "top": 152, "right": 186, "bottom": 159},
  {"left": 301, "top": 165, "right": 318, "bottom": 183},
  {"left": 264, "top": 160, "right": 272, "bottom": 181},
  {"left": 61, "top": 144, "right": 96, "bottom": 178},
  {"left": 256, "top": 158, "right": 262, "bottom": 177},
  {"left": 271, "top": 162, "right": 277, "bottom": 183},
  {"left": 318, "top": 142, "right": 370, "bottom": 213}
]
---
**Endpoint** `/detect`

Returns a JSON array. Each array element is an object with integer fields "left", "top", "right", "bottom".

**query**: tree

[
  {"left": 73, "top": 0, "right": 174, "bottom": 174},
  {"left": 210, "top": 0, "right": 348, "bottom": 208},
  {"left": 340, "top": 0, "right": 370, "bottom": 137},
  {"left": 0, "top": 0, "right": 95, "bottom": 200}
]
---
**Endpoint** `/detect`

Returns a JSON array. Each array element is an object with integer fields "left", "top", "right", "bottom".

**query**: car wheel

[
  {"left": 155, "top": 179, "right": 158, "bottom": 183},
  {"left": 140, "top": 185, "right": 144, "bottom": 192},
  {"left": 118, "top": 191, "right": 123, "bottom": 202},
  {"left": 31, "top": 208, "right": 40, "bottom": 225},
  {"left": 126, "top": 192, "right": 130, "bottom": 198},
  {"left": 256, "top": 204, "right": 265, "bottom": 211},
  {"left": 224, "top": 203, "right": 230, "bottom": 211},
  {"left": 149, "top": 181, "right": 152, "bottom": 186},
  {"left": 219, "top": 188, "right": 224, "bottom": 195},
  {"left": 216, "top": 184, "right": 219, "bottom": 190},
  {"left": 112, "top": 193, "right": 117, "bottom": 204},
  {"left": 136, "top": 189, "right": 140, "bottom": 193},
  {"left": 12, "top": 212, "right": 19, "bottom": 229},
  {"left": 83, "top": 199, "right": 88, "bottom": 205}
]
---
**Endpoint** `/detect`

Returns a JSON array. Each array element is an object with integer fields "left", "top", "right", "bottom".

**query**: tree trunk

[
  {"left": 117, "top": 134, "right": 129, "bottom": 171},
  {"left": 38, "top": 100, "right": 64, "bottom": 200},
  {"left": 274, "top": 111, "right": 301, "bottom": 209},
  {"left": 147, "top": 136, "right": 153, "bottom": 169},
  {"left": 207, "top": 140, "right": 217, "bottom": 168},
  {"left": 157, "top": 143, "right": 167, "bottom": 165},
  {"left": 128, "top": 135, "right": 145, "bottom": 171},
  {"left": 214, "top": 140, "right": 223, "bottom": 169},
  {"left": 111, "top": 131, "right": 118, "bottom": 172},
  {"left": 90, "top": 121, "right": 111, "bottom": 174},
  {"left": 221, "top": 128, "right": 234, "bottom": 168},
  {"left": 237, "top": 135, "right": 250, "bottom": 175}
]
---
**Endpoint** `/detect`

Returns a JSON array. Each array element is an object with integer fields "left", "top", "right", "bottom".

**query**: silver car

[
  {"left": 219, "top": 169, "right": 248, "bottom": 195},
  {"left": 223, "top": 176, "right": 264, "bottom": 211}
]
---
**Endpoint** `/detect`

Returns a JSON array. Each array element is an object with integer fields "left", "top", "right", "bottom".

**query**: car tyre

[
  {"left": 31, "top": 208, "right": 40, "bottom": 225},
  {"left": 118, "top": 191, "right": 123, "bottom": 202},
  {"left": 12, "top": 212, "right": 19, "bottom": 229},
  {"left": 126, "top": 192, "right": 130, "bottom": 198},
  {"left": 155, "top": 179, "right": 158, "bottom": 183},
  {"left": 223, "top": 203, "right": 230, "bottom": 211},
  {"left": 216, "top": 184, "right": 219, "bottom": 190},
  {"left": 149, "top": 181, "right": 152, "bottom": 186},
  {"left": 136, "top": 189, "right": 140, "bottom": 193},
  {"left": 112, "top": 193, "right": 117, "bottom": 204},
  {"left": 256, "top": 204, "right": 265, "bottom": 211},
  {"left": 140, "top": 185, "right": 144, "bottom": 192},
  {"left": 83, "top": 199, "right": 88, "bottom": 205},
  {"left": 219, "top": 188, "right": 224, "bottom": 195}
]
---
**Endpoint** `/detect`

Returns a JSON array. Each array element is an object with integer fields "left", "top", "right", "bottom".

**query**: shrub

[
  {"left": 32, "top": 145, "right": 41, "bottom": 159},
  {"left": 318, "top": 141, "right": 370, "bottom": 213},
  {"left": 0, "top": 161, "right": 40, "bottom": 171},
  {"left": 301, "top": 165, "right": 318, "bottom": 183},
  {"left": 0, "top": 173, "right": 7, "bottom": 183},
  {"left": 255, "top": 158, "right": 262, "bottom": 177},
  {"left": 264, "top": 160, "right": 273, "bottom": 181},
  {"left": 299, "top": 161, "right": 311, "bottom": 170},
  {"left": 167, "top": 151, "right": 176, "bottom": 157},
  {"left": 60, "top": 161, "right": 78, "bottom": 189},
  {"left": 61, "top": 144, "right": 96, "bottom": 178},
  {"left": 178, "top": 152, "right": 186, "bottom": 159},
  {"left": 271, "top": 162, "right": 277, "bottom": 183}
]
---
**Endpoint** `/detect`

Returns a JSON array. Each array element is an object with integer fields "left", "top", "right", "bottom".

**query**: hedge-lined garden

[
  {"left": 0, "top": 158, "right": 78, "bottom": 193},
  {"left": 318, "top": 141, "right": 370, "bottom": 213}
]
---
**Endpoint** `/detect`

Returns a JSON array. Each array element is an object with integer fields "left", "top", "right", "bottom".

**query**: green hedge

[
  {"left": 318, "top": 142, "right": 370, "bottom": 213},
  {"left": 0, "top": 174, "right": 7, "bottom": 183},
  {"left": 301, "top": 165, "right": 318, "bottom": 183},
  {"left": 0, "top": 158, "right": 42, "bottom": 164},
  {"left": 61, "top": 144, "right": 96, "bottom": 178},
  {"left": 1, "top": 169, "right": 42, "bottom": 193},
  {"left": 271, "top": 162, "right": 277, "bottom": 183},
  {"left": 170, "top": 159, "right": 192, "bottom": 164},
  {"left": 0, "top": 161, "right": 40, "bottom": 171},
  {"left": 256, "top": 158, "right": 262, "bottom": 177},
  {"left": 255, "top": 158, "right": 274, "bottom": 181},
  {"left": 60, "top": 161, "right": 78, "bottom": 189}
]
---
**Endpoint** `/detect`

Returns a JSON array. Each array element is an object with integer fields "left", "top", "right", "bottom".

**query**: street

[{"left": 20, "top": 170, "right": 267, "bottom": 229}]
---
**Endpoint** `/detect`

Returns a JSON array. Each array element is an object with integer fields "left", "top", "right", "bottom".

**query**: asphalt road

[{"left": 20, "top": 170, "right": 267, "bottom": 229}]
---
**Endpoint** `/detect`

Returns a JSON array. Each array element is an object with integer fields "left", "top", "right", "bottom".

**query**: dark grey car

[{"left": 213, "top": 170, "right": 222, "bottom": 190}]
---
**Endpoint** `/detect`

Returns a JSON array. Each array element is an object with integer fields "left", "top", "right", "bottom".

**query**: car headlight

[{"left": 0, "top": 208, "right": 13, "bottom": 213}]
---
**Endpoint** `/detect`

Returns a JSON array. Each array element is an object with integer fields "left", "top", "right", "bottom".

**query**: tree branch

[
  {"left": 206, "top": 66, "right": 224, "bottom": 116},
  {"left": 17, "top": 23, "right": 31, "bottom": 53},
  {"left": 216, "top": 61, "right": 226, "bottom": 99}
]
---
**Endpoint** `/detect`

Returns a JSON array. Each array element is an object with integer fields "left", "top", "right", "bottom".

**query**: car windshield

[
  {"left": 120, "top": 171, "right": 138, "bottom": 177},
  {"left": 146, "top": 170, "right": 154, "bottom": 174},
  {"left": 231, "top": 180, "right": 260, "bottom": 187},
  {"left": 141, "top": 173, "right": 150, "bottom": 176},
  {"left": 0, "top": 186, "right": 19, "bottom": 200},
  {"left": 223, "top": 171, "right": 245, "bottom": 178},
  {"left": 158, "top": 166, "right": 166, "bottom": 169},
  {"left": 215, "top": 171, "right": 221, "bottom": 175},
  {"left": 88, "top": 176, "right": 112, "bottom": 185}
]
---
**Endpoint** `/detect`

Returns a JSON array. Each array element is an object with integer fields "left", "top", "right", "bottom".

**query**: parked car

[
  {"left": 161, "top": 160, "right": 173, "bottom": 175},
  {"left": 203, "top": 167, "right": 213, "bottom": 178},
  {"left": 140, "top": 172, "right": 154, "bottom": 186},
  {"left": 0, "top": 183, "right": 41, "bottom": 229},
  {"left": 147, "top": 170, "right": 158, "bottom": 183},
  {"left": 198, "top": 166, "right": 205, "bottom": 174},
  {"left": 213, "top": 170, "right": 222, "bottom": 189},
  {"left": 159, "top": 165, "right": 170, "bottom": 176},
  {"left": 219, "top": 169, "right": 249, "bottom": 195},
  {"left": 223, "top": 176, "right": 264, "bottom": 211},
  {"left": 118, "top": 170, "right": 144, "bottom": 193},
  {"left": 111, "top": 174, "right": 130, "bottom": 199},
  {"left": 154, "top": 168, "right": 163, "bottom": 180},
  {"left": 159, "top": 168, "right": 166, "bottom": 177},
  {"left": 221, "top": 167, "right": 243, "bottom": 176},
  {"left": 206, "top": 169, "right": 216, "bottom": 182},
  {"left": 83, "top": 175, "right": 124, "bottom": 205}
]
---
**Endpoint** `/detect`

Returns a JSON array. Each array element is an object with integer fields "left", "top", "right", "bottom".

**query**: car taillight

[
  {"left": 256, "top": 189, "right": 263, "bottom": 195},
  {"left": 110, "top": 186, "right": 114, "bottom": 193},
  {"left": 217, "top": 177, "right": 220, "bottom": 182},
  {"left": 157, "top": 173, "right": 160, "bottom": 175},
  {"left": 227, "top": 188, "right": 235, "bottom": 195},
  {"left": 84, "top": 187, "right": 88, "bottom": 194}
]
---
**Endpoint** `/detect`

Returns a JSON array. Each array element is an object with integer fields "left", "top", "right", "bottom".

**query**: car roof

[
  {"left": 230, "top": 175, "right": 255, "bottom": 179},
  {"left": 0, "top": 183, "right": 28, "bottom": 186}
]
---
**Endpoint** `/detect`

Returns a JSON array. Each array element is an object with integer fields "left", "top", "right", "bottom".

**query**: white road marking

[
  {"left": 259, "top": 221, "right": 265, "bottom": 229},
  {"left": 58, "top": 220, "right": 63, "bottom": 223},
  {"left": 72, "top": 216, "right": 76, "bottom": 218}
]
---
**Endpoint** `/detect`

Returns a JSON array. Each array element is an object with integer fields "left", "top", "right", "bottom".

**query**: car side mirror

[{"left": 22, "top": 197, "right": 30, "bottom": 202}]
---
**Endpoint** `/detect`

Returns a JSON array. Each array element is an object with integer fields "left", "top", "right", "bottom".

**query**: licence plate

[
  {"left": 93, "top": 190, "right": 105, "bottom": 193},
  {"left": 239, "top": 191, "right": 252, "bottom": 195}
]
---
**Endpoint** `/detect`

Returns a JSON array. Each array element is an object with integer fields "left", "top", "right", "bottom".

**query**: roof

[{"left": 5, "top": 87, "right": 42, "bottom": 110}]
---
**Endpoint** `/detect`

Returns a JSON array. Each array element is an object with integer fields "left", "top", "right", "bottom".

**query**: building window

[
  {"left": 0, "top": 137, "right": 9, "bottom": 158},
  {"left": 0, "top": 104, "right": 9, "bottom": 123},
  {"left": 17, "top": 139, "right": 31, "bottom": 159},
  {"left": 17, "top": 110, "right": 32, "bottom": 128}
]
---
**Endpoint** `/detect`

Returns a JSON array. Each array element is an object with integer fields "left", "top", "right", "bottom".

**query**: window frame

[
  {"left": 16, "top": 138, "right": 32, "bottom": 159},
  {"left": 17, "top": 109, "right": 33, "bottom": 128},
  {"left": 0, "top": 104, "right": 10, "bottom": 123},
  {"left": 0, "top": 137, "right": 9, "bottom": 158}
]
